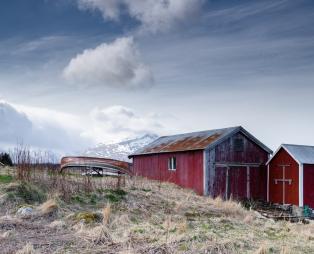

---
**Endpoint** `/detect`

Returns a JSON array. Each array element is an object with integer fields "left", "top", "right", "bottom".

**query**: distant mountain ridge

[{"left": 84, "top": 134, "right": 159, "bottom": 162}]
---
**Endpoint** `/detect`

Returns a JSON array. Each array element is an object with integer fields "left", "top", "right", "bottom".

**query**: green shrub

[
  {"left": 74, "top": 211, "right": 102, "bottom": 223},
  {"left": 4, "top": 182, "right": 46, "bottom": 204},
  {"left": 71, "top": 195, "right": 86, "bottom": 204},
  {"left": 105, "top": 189, "right": 127, "bottom": 203},
  {"left": 90, "top": 193, "right": 98, "bottom": 204},
  {"left": 0, "top": 174, "right": 13, "bottom": 184}
]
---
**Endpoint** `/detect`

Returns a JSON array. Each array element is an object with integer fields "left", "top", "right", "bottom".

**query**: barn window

[
  {"left": 168, "top": 157, "right": 176, "bottom": 171},
  {"left": 234, "top": 138, "right": 244, "bottom": 152}
]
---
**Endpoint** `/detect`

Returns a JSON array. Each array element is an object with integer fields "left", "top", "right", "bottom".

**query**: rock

[
  {"left": 302, "top": 219, "right": 310, "bottom": 224},
  {"left": 254, "top": 211, "right": 266, "bottom": 219},
  {"left": 291, "top": 205, "right": 303, "bottom": 217},
  {"left": 17, "top": 207, "right": 34, "bottom": 217}
]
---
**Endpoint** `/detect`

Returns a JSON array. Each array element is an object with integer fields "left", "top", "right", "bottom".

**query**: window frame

[
  {"left": 233, "top": 138, "right": 244, "bottom": 152},
  {"left": 168, "top": 157, "right": 176, "bottom": 171}
]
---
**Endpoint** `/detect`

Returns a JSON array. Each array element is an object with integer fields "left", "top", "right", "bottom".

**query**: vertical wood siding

[
  {"left": 211, "top": 132, "right": 269, "bottom": 200},
  {"left": 303, "top": 164, "right": 314, "bottom": 208},
  {"left": 268, "top": 148, "right": 299, "bottom": 205},
  {"left": 133, "top": 150, "right": 204, "bottom": 195},
  {"left": 132, "top": 131, "right": 270, "bottom": 199}
]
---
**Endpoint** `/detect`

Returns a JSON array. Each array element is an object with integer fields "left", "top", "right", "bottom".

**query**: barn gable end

[
  {"left": 267, "top": 147, "right": 299, "bottom": 206},
  {"left": 268, "top": 144, "right": 314, "bottom": 207},
  {"left": 206, "top": 130, "right": 270, "bottom": 199}
]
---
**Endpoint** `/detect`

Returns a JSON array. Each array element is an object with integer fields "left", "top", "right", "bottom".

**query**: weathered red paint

[
  {"left": 212, "top": 132, "right": 269, "bottom": 200},
  {"left": 304, "top": 164, "right": 314, "bottom": 208},
  {"left": 132, "top": 130, "right": 271, "bottom": 199},
  {"left": 268, "top": 148, "right": 299, "bottom": 205},
  {"left": 133, "top": 150, "right": 204, "bottom": 195}
]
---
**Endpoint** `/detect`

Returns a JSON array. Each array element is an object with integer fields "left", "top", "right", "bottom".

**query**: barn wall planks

[
  {"left": 303, "top": 164, "right": 314, "bottom": 208},
  {"left": 132, "top": 129, "right": 271, "bottom": 199},
  {"left": 210, "top": 132, "right": 269, "bottom": 200},
  {"left": 133, "top": 150, "right": 204, "bottom": 195}
]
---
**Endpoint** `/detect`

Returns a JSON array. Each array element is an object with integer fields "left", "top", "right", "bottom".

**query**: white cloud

[
  {"left": 14, "top": 36, "right": 69, "bottom": 54},
  {"left": 81, "top": 105, "right": 163, "bottom": 143},
  {"left": 0, "top": 101, "right": 33, "bottom": 144},
  {"left": 0, "top": 101, "right": 91, "bottom": 155},
  {"left": 78, "top": 0, "right": 121, "bottom": 20},
  {"left": 77, "top": 0, "right": 204, "bottom": 33},
  {"left": 0, "top": 101, "right": 163, "bottom": 155},
  {"left": 126, "top": 0, "right": 204, "bottom": 33},
  {"left": 63, "top": 37, "right": 153, "bottom": 88}
]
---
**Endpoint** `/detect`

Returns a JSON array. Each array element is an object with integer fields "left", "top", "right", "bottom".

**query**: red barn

[
  {"left": 267, "top": 144, "right": 314, "bottom": 208},
  {"left": 129, "top": 126, "right": 272, "bottom": 199}
]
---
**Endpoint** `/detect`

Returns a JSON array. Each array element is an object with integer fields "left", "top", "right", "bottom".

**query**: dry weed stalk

[
  {"left": 103, "top": 203, "right": 111, "bottom": 225},
  {"left": 12, "top": 144, "right": 32, "bottom": 181},
  {"left": 254, "top": 245, "right": 268, "bottom": 254},
  {"left": 15, "top": 243, "right": 38, "bottom": 254},
  {"left": 280, "top": 246, "right": 291, "bottom": 254},
  {"left": 164, "top": 215, "right": 172, "bottom": 244},
  {"left": 38, "top": 199, "right": 58, "bottom": 215},
  {"left": 177, "top": 219, "right": 188, "bottom": 234}
]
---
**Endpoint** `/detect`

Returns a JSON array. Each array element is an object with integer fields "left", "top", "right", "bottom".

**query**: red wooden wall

[
  {"left": 304, "top": 164, "right": 314, "bottom": 208},
  {"left": 268, "top": 148, "right": 299, "bottom": 205},
  {"left": 212, "top": 132, "right": 269, "bottom": 200},
  {"left": 133, "top": 150, "right": 204, "bottom": 195}
]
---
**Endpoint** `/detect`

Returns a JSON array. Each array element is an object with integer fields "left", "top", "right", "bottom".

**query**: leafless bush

[
  {"left": 11, "top": 143, "right": 32, "bottom": 181},
  {"left": 10, "top": 143, "right": 59, "bottom": 182}
]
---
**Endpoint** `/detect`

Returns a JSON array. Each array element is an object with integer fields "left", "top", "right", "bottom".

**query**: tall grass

[{"left": 6, "top": 144, "right": 127, "bottom": 203}]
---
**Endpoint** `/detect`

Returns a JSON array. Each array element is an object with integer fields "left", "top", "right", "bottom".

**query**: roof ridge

[
  {"left": 283, "top": 144, "right": 314, "bottom": 148},
  {"left": 157, "top": 126, "right": 241, "bottom": 139},
  {"left": 129, "top": 126, "right": 272, "bottom": 157}
]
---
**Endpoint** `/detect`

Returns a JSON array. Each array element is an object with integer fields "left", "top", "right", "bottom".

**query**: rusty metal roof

[{"left": 129, "top": 126, "right": 272, "bottom": 157}]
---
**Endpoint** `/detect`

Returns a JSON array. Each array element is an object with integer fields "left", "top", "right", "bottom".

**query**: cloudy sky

[{"left": 0, "top": 0, "right": 314, "bottom": 155}]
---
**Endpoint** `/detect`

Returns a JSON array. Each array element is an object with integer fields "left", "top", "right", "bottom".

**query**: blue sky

[{"left": 0, "top": 0, "right": 314, "bottom": 155}]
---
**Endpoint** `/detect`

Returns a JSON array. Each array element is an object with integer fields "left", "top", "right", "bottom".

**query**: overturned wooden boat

[{"left": 60, "top": 156, "right": 132, "bottom": 176}]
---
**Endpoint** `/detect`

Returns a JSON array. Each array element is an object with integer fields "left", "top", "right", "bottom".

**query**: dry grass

[
  {"left": 49, "top": 220, "right": 66, "bottom": 229},
  {"left": 37, "top": 199, "right": 58, "bottom": 215},
  {"left": 254, "top": 245, "right": 268, "bottom": 254},
  {"left": 280, "top": 246, "right": 291, "bottom": 254},
  {"left": 1, "top": 167, "right": 314, "bottom": 253},
  {"left": 15, "top": 243, "right": 37, "bottom": 254},
  {"left": 102, "top": 203, "right": 111, "bottom": 225}
]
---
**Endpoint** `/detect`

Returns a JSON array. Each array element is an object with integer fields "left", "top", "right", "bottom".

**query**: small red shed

[
  {"left": 129, "top": 126, "right": 272, "bottom": 200},
  {"left": 267, "top": 144, "right": 314, "bottom": 208}
]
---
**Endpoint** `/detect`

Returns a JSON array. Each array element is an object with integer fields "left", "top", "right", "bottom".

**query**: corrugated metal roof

[
  {"left": 129, "top": 126, "right": 272, "bottom": 157},
  {"left": 282, "top": 144, "right": 314, "bottom": 164}
]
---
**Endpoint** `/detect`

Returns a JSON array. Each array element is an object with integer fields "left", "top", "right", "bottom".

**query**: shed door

[
  {"left": 270, "top": 165, "right": 292, "bottom": 204},
  {"left": 270, "top": 165, "right": 283, "bottom": 203},
  {"left": 213, "top": 166, "right": 227, "bottom": 198},
  {"left": 228, "top": 167, "right": 247, "bottom": 199},
  {"left": 213, "top": 166, "right": 248, "bottom": 200}
]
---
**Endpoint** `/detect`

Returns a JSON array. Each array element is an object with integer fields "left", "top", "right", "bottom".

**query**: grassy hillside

[{"left": 0, "top": 167, "right": 314, "bottom": 254}]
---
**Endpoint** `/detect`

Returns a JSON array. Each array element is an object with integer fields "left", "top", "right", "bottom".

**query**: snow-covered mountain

[{"left": 83, "top": 134, "right": 159, "bottom": 162}]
